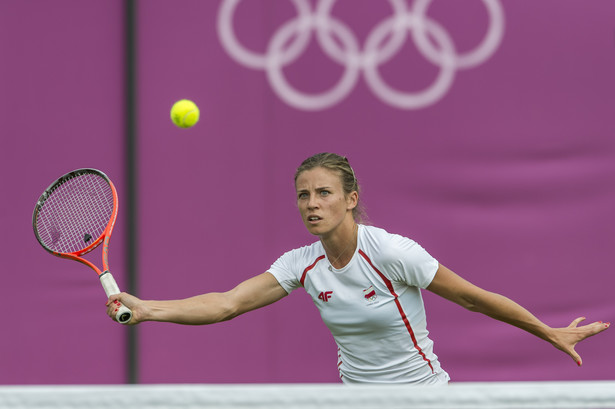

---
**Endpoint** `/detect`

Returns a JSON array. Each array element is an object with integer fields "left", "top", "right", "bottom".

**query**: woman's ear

[{"left": 347, "top": 191, "right": 358, "bottom": 210}]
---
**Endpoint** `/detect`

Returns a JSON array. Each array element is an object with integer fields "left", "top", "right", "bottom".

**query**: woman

[{"left": 107, "top": 152, "right": 609, "bottom": 384}]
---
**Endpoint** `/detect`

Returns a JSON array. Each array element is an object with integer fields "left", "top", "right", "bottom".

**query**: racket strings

[{"left": 36, "top": 172, "right": 114, "bottom": 254}]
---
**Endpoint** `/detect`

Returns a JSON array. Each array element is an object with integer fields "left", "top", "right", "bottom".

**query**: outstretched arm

[
  {"left": 426, "top": 264, "right": 609, "bottom": 366},
  {"left": 106, "top": 272, "right": 288, "bottom": 325}
]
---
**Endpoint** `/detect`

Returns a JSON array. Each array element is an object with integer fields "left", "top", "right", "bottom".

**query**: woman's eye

[
  {"left": 320, "top": 190, "right": 330, "bottom": 196},
  {"left": 298, "top": 193, "right": 308, "bottom": 200}
]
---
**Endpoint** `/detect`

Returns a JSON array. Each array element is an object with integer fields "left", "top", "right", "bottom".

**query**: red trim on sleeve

[
  {"left": 358, "top": 249, "right": 435, "bottom": 373},
  {"left": 300, "top": 255, "right": 326, "bottom": 286}
]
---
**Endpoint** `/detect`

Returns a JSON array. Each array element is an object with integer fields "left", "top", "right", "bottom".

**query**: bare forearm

[
  {"left": 141, "top": 293, "right": 237, "bottom": 325},
  {"left": 114, "top": 273, "right": 288, "bottom": 326},
  {"left": 468, "top": 291, "right": 552, "bottom": 342},
  {"left": 466, "top": 289, "right": 609, "bottom": 365}
]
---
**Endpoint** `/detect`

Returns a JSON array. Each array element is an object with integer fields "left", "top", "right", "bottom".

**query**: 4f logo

[{"left": 318, "top": 291, "right": 333, "bottom": 302}]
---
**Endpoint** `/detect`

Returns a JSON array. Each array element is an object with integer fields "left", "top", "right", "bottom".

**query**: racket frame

[
  {"left": 33, "top": 168, "right": 131, "bottom": 324},
  {"left": 33, "top": 169, "right": 118, "bottom": 275}
]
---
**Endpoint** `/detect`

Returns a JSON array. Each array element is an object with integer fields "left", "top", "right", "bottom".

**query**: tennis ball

[{"left": 170, "top": 99, "right": 200, "bottom": 128}]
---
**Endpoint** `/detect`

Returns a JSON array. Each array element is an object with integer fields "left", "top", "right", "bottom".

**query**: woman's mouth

[{"left": 307, "top": 216, "right": 322, "bottom": 223}]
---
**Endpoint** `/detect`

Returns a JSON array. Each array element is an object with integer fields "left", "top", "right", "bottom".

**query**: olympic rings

[{"left": 217, "top": 0, "right": 505, "bottom": 111}]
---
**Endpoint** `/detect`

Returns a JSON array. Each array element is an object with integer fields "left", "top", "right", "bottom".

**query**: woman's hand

[
  {"left": 547, "top": 317, "right": 610, "bottom": 366},
  {"left": 106, "top": 292, "right": 145, "bottom": 325}
]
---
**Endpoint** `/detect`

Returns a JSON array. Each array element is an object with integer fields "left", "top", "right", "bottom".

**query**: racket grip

[{"left": 100, "top": 271, "right": 133, "bottom": 324}]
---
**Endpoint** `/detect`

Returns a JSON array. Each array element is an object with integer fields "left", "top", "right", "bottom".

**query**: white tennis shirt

[{"left": 269, "top": 224, "right": 450, "bottom": 384}]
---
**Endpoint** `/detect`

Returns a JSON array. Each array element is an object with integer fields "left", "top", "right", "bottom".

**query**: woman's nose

[{"left": 307, "top": 195, "right": 319, "bottom": 209}]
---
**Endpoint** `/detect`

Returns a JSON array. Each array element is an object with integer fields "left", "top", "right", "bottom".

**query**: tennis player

[{"left": 107, "top": 152, "right": 609, "bottom": 384}]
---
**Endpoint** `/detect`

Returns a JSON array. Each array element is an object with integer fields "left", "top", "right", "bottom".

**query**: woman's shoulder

[
  {"left": 359, "top": 225, "right": 437, "bottom": 285},
  {"left": 360, "top": 224, "right": 422, "bottom": 259},
  {"left": 361, "top": 224, "right": 415, "bottom": 246},
  {"left": 278, "top": 239, "right": 324, "bottom": 263}
]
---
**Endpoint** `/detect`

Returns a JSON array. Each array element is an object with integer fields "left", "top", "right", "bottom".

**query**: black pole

[{"left": 125, "top": 0, "right": 139, "bottom": 385}]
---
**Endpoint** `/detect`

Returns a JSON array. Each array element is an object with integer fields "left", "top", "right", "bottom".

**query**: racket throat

[{"left": 100, "top": 271, "right": 122, "bottom": 297}]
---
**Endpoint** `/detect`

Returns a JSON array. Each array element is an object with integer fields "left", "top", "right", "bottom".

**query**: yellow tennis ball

[{"left": 170, "top": 99, "right": 200, "bottom": 128}]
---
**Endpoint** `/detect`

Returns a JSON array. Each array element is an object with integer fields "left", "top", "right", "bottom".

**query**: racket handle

[{"left": 100, "top": 271, "right": 133, "bottom": 324}]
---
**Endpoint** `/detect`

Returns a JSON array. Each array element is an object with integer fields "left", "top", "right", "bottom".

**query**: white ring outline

[
  {"left": 411, "top": 0, "right": 505, "bottom": 69},
  {"left": 315, "top": 0, "right": 410, "bottom": 68},
  {"left": 363, "top": 13, "right": 457, "bottom": 110},
  {"left": 217, "top": 0, "right": 313, "bottom": 69},
  {"left": 266, "top": 13, "right": 362, "bottom": 111}
]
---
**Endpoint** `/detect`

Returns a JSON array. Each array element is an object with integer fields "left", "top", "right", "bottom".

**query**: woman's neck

[{"left": 321, "top": 222, "right": 358, "bottom": 269}]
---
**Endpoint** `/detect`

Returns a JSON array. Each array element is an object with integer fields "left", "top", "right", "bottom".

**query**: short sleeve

[
  {"left": 377, "top": 234, "right": 439, "bottom": 289},
  {"left": 268, "top": 250, "right": 302, "bottom": 294}
]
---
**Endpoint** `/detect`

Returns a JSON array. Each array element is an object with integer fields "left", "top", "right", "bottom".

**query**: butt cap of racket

[{"left": 115, "top": 305, "right": 132, "bottom": 324}]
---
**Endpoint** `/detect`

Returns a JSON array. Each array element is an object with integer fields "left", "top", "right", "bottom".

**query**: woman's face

[{"left": 295, "top": 167, "right": 357, "bottom": 237}]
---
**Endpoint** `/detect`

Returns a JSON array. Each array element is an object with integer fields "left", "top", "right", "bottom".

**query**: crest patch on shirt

[{"left": 363, "top": 286, "right": 377, "bottom": 302}]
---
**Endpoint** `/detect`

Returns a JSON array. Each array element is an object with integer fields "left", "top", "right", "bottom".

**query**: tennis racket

[{"left": 32, "top": 168, "right": 132, "bottom": 324}]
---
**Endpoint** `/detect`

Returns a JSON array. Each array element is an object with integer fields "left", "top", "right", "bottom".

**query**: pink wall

[
  {"left": 0, "top": 0, "right": 128, "bottom": 384},
  {"left": 1, "top": 0, "right": 614, "bottom": 384}
]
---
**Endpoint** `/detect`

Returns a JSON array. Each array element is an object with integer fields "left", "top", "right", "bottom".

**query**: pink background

[{"left": 1, "top": 0, "right": 613, "bottom": 384}]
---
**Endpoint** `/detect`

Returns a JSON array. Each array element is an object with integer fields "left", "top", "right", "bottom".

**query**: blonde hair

[{"left": 294, "top": 153, "right": 366, "bottom": 223}]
